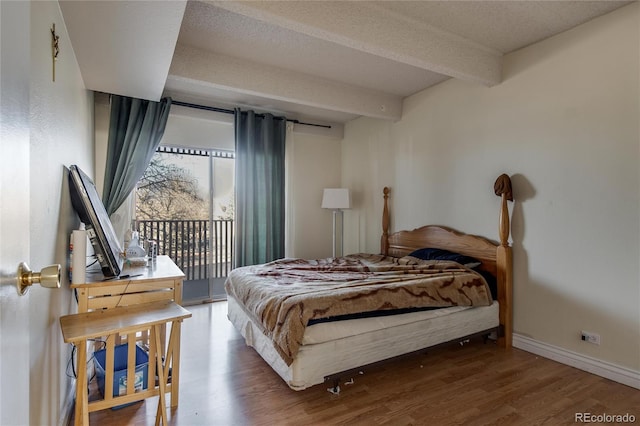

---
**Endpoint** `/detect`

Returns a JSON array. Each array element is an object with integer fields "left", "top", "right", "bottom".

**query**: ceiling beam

[
  {"left": 209, "top": 0, "right": 503, "bottom": 87},
  {"left": 169, "top": 44, "right": 403, "bottom": 121},
  {"left": 60, "top": 0, "right": 186, "bottom": 101}
]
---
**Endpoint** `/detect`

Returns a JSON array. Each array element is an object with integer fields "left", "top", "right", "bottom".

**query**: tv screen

[{"left": 68, "top": 165, "right": 123, "bottom": 278}]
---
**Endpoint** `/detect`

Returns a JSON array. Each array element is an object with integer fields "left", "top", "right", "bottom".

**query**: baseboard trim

[{"left": 513, "top": 334, "right": 640, "bottom": 390}]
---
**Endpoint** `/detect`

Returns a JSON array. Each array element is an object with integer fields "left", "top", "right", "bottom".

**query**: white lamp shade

[{"left": 321, "top": 188, "right": 351, "bottom": 210}]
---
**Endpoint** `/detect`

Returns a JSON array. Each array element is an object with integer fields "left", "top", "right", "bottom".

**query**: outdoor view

[{"left": 134, "top": 148, "right": 235, "bottom": 301}]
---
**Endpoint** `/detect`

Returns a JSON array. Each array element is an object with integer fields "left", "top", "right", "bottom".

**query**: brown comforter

[{"left": 225, "top": 253, "right": 492, "bottom": 365}]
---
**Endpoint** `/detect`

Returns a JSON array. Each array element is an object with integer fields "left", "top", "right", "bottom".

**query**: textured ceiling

[
  {"left": 372, "top": 1, "right": 632, "bottom": 53},
  {"left": 177, "top": 2, "right": 447, "bottom": 97},
  {"left": 61, "top": 0, "right": 633, "bottom": 125}
]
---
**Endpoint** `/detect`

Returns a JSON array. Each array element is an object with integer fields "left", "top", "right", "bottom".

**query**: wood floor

[{"left": 86, "top": 301, "right": 640, "bottom": 425}]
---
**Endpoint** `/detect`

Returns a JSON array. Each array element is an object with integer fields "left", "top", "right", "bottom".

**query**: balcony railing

[{"left": 134, "top": 219, "right": 234, "bottom": 281}]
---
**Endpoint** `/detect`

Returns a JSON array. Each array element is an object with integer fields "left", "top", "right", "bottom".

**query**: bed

[{"left": 225, "top": 175, "right": 513, "bottom": 391}]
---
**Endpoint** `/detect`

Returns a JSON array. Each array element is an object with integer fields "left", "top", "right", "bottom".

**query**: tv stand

[{"left": 71, "top": 255, "right": 184, "bottom": 312}]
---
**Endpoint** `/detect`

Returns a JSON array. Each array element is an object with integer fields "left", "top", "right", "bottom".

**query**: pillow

[
  {"left": 408, "top": 247, "right": 482, "bottom": 269},
  {"left": 406, "top": 247, "right": 449, "bottom": 260}
]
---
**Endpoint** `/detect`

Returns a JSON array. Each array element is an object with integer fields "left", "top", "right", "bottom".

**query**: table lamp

[{"left": 321, "top": 188, "right": 351, "bottom": 258}]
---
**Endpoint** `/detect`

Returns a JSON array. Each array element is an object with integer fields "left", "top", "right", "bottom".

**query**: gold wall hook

[{"left": 17, "top": 262, "right": 61, "bottom": 295}]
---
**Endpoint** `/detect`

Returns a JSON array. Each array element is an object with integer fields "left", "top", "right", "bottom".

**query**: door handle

[{"left": 16, "top": 262, "right": 61, "bottom": 295}]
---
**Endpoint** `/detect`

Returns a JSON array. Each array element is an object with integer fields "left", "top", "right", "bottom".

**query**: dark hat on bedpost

[{"left": 494, "top": 174, "right": 513, "bottom": 202}]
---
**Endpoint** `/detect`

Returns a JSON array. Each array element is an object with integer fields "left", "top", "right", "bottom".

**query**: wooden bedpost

[
  {"left": 381, "top": 187, "right": 390, "bottom": 255},
  {"left": 494, "top": 174, "right": 513, "bottom": 349}
]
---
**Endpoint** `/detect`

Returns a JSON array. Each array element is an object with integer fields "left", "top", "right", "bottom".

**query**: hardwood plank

[{"left": 84, "top": 301, "right": 640, "bottom": 425}]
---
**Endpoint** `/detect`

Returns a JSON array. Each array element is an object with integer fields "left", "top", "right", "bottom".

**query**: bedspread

[{"left": 225, "top": 253, "right": 492, "bottom": 365}]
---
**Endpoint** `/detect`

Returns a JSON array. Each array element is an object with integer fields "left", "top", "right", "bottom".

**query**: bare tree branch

[{"left": 135, "top": 155, "right": 208, "bottom": 220}]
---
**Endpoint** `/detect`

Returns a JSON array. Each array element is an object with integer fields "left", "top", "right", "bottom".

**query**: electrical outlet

[{"left": 581, "top": 331, "right": 601, "bottom": 345}]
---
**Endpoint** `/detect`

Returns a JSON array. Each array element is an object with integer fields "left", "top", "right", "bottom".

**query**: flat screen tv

[{"left": 68, "top": 165, "right": 123, "bottom": 278}]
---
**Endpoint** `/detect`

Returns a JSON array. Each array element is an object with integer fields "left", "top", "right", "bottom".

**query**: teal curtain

[
  {"left": 103, "top": 95, "right": 171, "bottom": 215},
  {"left": 234, "top": 109, "right": 287, "bottom": 267}
]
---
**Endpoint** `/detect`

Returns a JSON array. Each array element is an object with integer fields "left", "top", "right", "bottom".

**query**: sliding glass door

[{"left": 135, "top": 146, "right": 235, "bottom": 303}]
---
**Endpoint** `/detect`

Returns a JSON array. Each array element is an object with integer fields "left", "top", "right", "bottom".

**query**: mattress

[{"left": 227, "top": 295, "right": 499, "bottom": 390}]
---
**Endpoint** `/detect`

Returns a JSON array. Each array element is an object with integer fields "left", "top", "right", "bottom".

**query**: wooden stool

[{"left": 60, "top": 301, "right": 191, "bottom": 426}]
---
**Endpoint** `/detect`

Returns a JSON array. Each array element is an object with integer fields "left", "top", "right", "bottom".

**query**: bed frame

[
  {"left": 227, "top": 175, "right": 513, "bottom": 390},
  {"left": 380, "top": 174, "right": 513, "bottom": 348}
]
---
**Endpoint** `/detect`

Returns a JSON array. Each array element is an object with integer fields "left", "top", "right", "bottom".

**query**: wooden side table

[
  {"left": 70, "top": 255, "right": 186, "bottom": 407},
  {"left": 60, "top": 301, "right": 191, "bottom": 426},
  {"left": 72, "top": 255, "right": 184, "bottom": 311}
]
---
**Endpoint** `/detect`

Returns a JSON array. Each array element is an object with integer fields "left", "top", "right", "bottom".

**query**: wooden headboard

[{"left": 380, "top": 175, "right": 513, "bottom": 348}]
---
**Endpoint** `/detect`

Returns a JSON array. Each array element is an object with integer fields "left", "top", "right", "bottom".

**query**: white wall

[
  {"left": 163, "top": 105, "right": 235, "bottom": 150},
  {"left": 342, "top": 117, "right": 396, "bottom": 255},
  {"left": 28, "top": 1, "right": 94, "bottom": 424},
  {"left": 287, "top": 128, "right": 343, "bottom": 259},
  {"left": 342, "top": 3, "right": 640, "bottom": 372}
]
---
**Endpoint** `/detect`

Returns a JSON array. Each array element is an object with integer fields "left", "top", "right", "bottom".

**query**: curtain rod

[{"left": 172, "top": 100, "right": 332, "bottom": 129}]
